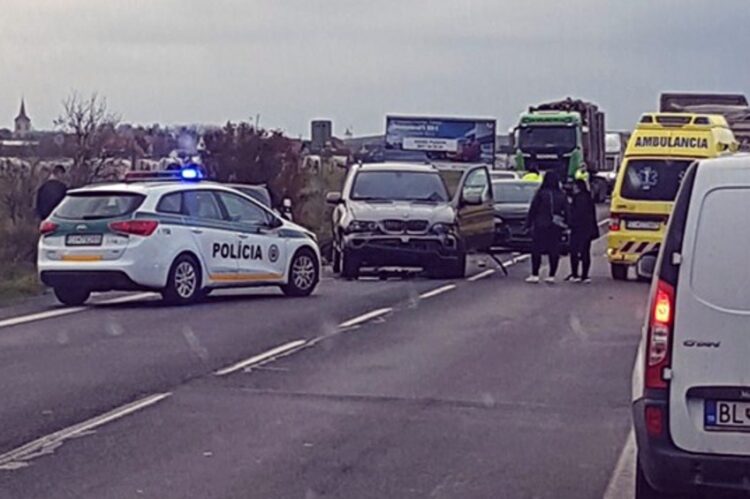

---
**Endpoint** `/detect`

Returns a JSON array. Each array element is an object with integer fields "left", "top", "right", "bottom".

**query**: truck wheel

[
  {"left": 282, "top": 248, "right": 319, "bottom": 297},
  {"left": 162, "top": 254, "right": 202, "bottom": 305},
  {"left": 340, "top": 249, "right": 360, "bottom": 280},
  {"left": 611, "top": 263, "right": 628, "bottom": 281},
  {"left": 53, "top": 287, "right": 91, "bottom": 306},
  {"left": 636, "top": 461, "right": 675, "bottom": 499}
]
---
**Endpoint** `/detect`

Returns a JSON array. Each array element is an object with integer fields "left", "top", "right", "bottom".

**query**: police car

[{"left": 37, "top": 169, "right": 320, "bottom": 305}]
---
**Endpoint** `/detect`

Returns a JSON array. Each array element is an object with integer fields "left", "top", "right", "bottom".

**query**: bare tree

[{"left": 54, "top": 92, "right": 121, "bottom": 186}]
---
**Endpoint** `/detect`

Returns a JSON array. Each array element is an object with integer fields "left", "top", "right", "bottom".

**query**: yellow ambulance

[{"left": 608, "top": 113, "right": 737, "bottom": 280}]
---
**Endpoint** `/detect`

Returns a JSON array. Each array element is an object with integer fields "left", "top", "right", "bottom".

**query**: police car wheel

[
  {"left": 53, "top": 287, "right": 91, "bottom": 306},
  {"left": 163, "top": 255, "right": 202, "bottom": 305},
  {"left": 282, "top": 248, "right": 319, "bottom": 297}
]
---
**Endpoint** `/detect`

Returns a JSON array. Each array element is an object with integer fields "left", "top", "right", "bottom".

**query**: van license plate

[
  {"left": 66, "top": 234, "right": 103, "bottom": 246},
  {"left": 705, "top": 400, "right": 750, "bottom": 430},
  {"left": 626, "top": 220, "right": 660, "bottom": 231}
]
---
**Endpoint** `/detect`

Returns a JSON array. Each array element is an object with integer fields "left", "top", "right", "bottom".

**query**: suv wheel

[
  {"left": 636, "top": 461, "right": 676, "bottom": 498},
  {"left": 432, "top": 252, "right": 467, "bottom": 279},
  {"left": 282, "top": 248, "right": 319, "bottom": 297},
  {"left": 341, "top": 248, "right": 360, "bottom": 280},
  {"left": 611, "top": 263, "right": 628, "bottom": 281},
  {"left": 331, "top": 243, "right": 342, "bottom": 274},
  {"left": 53, "top": 287, "right": 91, "bottom": 306},
  {"left": 162, "top": 254, "right": 202, "bottom": 305}
]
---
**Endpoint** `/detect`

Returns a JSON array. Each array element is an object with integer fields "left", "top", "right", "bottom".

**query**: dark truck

[
  {"left": 660, "top": 92, "right": 750, "bottom": 151},
  {"left": 514, "top": 97, "right": 608, "bottom": 202}
]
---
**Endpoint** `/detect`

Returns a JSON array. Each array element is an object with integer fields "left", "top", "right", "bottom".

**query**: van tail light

[
  {"left": 645, "top": 278, "right": 675, "bottom": 389},
  {"left": 645, "top": 405, "right": 665, "bottom": 437},
  {"left": 39, "top": 221, "right": 59, "bottom": 235},
  {"left": 609, "top": 213, "right": 621, "bottom": 232},
  {"left": 109, "top": 219, "right": 159, "bottom": 237}
]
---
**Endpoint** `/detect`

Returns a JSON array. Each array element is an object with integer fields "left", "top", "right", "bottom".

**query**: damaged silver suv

[{"left": 326, "top": 162, "right": 494, "bottom": 279}]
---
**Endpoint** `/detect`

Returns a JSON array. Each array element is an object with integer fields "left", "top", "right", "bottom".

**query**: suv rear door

[
  {"left": 669, "top": 163, "right": 750, "bottom": 456},
  {"left": 457, "top": 166, "right": 494, "bottom": 251}
]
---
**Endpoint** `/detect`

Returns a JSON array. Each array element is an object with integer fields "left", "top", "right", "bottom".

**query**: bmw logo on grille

[{"left": 269, "top": 244, "right": 280, "bottom": 262}]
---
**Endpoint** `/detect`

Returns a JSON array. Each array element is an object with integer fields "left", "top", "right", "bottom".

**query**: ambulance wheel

[
  {"left": 340, "top": 249, "right": 360, "bottom": 280},
  {"left": 163, "top": 254, "right": 202, "bottom": 305},
  {"left": 53, "top": 287, "right": 91, "bottom": 306},
  {"left": 282, "top": 248, "right": 319, "bottom": 297},
  {"left": 611, "top": 263, "right": 628, "bottom": 281}
]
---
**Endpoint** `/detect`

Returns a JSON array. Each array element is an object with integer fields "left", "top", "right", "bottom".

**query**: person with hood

[
  {"left": 567, "top": 179, "right": 599, "bottom": 283},
  {"left": 524, "top": 171, "right": 569, "bottom": 283}
]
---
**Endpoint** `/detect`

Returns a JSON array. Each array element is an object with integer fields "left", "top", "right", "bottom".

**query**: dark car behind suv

[{"left": 326, "top": 162, "right": 494, "bottom": 279}]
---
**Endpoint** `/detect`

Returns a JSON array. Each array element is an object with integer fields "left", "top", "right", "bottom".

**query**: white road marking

[
  {"left": 467, "top": 269, "right": 495, "bottom": 281},
  {"left": 0, "top": 307, "right": 87, "bottom": 329},
  {"left": 214, "top": 339, "right": 307, "bottom": 376},
  {"left": 338, "top": 307, "right": 392, "bottom": 329},
  {"left": 0, "top": 392, "right": 171, "bottom": 470},
  {"left": 602, "top": 430, "right": 636, "bottom": 499},
  {"left": 418, "top": 284, "right": 456, "bottom": 299}
]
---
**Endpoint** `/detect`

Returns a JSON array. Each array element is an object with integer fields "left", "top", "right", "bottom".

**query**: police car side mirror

[
  {"left": 267, "top": 216, "right": 284, "bottom": 229},
  {"left": 326, "top": 192, "right": 342, "bottom": 205}
]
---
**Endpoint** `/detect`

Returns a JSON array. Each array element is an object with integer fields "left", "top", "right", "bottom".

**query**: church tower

[{"left": 14, "top": 99, "right": 31, "bottom": 138}]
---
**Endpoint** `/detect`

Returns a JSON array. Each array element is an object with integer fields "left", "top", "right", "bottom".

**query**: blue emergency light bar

[{"left": 124, "top": 166, "right": 205, "bottom": 182}]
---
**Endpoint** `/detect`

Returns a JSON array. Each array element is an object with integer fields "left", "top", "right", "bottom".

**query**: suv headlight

[
  {"left": 494, "top": 216, "right": 504, "bottom": 225},
  {"left": 346, "top": 220, "right": 379, "bottom": 233},
  {"left": 431, "top": 223, "right": 455, "bottom": 235}
]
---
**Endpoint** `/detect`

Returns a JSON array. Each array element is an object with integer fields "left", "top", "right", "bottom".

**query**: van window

[
  {"left": 620, "top": 159, "right": 693, "bottom": 201},
  {"left": 691, "top": 188, "right": 750, "bottom": 311}
]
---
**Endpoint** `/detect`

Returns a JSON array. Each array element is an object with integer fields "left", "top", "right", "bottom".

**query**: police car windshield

[
  {"left": 492, "top": 182, "right": 538, "bottom": 204},
  {"left": 621, "top": 159, "right": 694, "bottom": 201},
  {"left": 54, "top": 193, "right": 145, "bottom": 220},
  {"left": 351, "top": 171, "right": 449, "bottom": 202},
  {"left": 519, "top": 126, "right": 577, "bottom": 152}
]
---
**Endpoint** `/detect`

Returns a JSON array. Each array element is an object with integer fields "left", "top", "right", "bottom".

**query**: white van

[{"left": 632, "top": 154, "right": 750, "bottom": 497}]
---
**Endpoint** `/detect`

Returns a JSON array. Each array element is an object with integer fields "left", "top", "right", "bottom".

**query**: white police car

[{"left": 38, "top": 170, "right": 320, "bottom": 305}]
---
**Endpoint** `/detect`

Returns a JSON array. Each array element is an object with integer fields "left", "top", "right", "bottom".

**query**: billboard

[{"left": 385, "top": 116, "right": 496, "bottom": 164}]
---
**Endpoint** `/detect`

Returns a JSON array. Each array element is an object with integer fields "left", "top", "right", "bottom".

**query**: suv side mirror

[
  {"left": 461, "top": 190, "right": 483, "bottom": 206},
  {"left": 326, "top": 192, "right": 342, "bottom": 205}
]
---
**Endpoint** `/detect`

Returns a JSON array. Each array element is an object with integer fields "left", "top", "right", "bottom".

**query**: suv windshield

[
  {"left": 620, "top": 159, "right": 694, "bottom": 201},
  {"left": 351, "top": 171, "right": 449, "bottom": 202},
  {"left": 492, "top": 182, "right": 538, "bottom": 204},
  {"left": 518, "top": 126, "right": 577, "bottom": 152},
  {"left": 54, "top": 193, "right": 145, "bottom": 220}
]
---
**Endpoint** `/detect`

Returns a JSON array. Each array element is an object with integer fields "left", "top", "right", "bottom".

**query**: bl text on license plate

[
  {"left": 705, "top": 400, "right": 750, "bottom": 430},
  {"left": 65, "top": 234, "right": 103, "bottom": 246},
  {"left": 626, "top": 220, "right": 660, "bottom": 231}
]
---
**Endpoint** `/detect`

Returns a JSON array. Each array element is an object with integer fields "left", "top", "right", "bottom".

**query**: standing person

[
  {"left": 522, "top": 164, "right": 542, "bottom": 182},
  {"left": 35, "top": 164, "right": 68, "bottom": 220},
  {"left": 524, "top": 171, "right": 569, "bottom": 284},
  {"left": 567, "top": 179, "right": 599, "bottom": 283}
]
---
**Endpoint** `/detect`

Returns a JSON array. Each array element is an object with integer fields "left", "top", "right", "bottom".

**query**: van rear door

[{"left": 670, "top": 167, "right": 750, "bottom": 456}]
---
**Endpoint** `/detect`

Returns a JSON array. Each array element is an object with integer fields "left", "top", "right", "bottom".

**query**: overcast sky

[{"left": 1, "top": 0, "right": 748, "bottom": 137}]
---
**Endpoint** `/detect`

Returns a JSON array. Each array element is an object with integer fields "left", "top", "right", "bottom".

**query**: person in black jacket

[
  {"left": 35, "top": 164, "right": 68, "bottom": 220},
  {"left": 567, "top": 179, "right": 600, "bottom": 283},
  {"left": 524, "top": 172, "right": 569, "bottom": 284}
]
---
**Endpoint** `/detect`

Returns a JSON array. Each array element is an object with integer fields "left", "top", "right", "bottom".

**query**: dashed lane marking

[
  {"left": 602, "top": 430, "right": 636, "bottom": 499},
  {"left": 467, "top": 269, "right": 495, "bottom": 281},
  {"left": 418, "top": 284, "right": 456, "bottom": 299},
  {"left": 214, "top": 339, "right": 307, "bottom": 376},
  {"left": 0, "top": 392, "right": 172, "bottom": 471},
  {"left": 337, "top": 307, "right": 392, "bottom": 329}
]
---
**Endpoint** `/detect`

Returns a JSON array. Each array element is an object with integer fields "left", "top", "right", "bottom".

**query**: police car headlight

[
  {"left": 431, "top": 223, "right": 455, "bottom": 235},
  {"left": 347, "top": 220, "right": 378, "bottom": 233}
]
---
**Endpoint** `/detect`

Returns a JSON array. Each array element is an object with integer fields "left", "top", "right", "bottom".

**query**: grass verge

[{"left": 0, "top": 264, "right": 44, "bottom": 305}]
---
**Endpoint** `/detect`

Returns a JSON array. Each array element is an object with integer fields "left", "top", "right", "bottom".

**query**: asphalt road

[{"left": 0, "top": 214, "right": 652, "bottom": 498}]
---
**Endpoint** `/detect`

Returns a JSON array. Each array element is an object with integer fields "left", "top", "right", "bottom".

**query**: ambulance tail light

[
  {"left": 609, "top": 214, "right": 621, "bottom": 232},
  {"left": 645, "top": 278, "right": 675, "bottom": 390},
  {"left": 109, "top": 219, "right": 159, "bottom": 237},
  {"left": 39, "top": 221, "right": 59, "bottom": 235}
]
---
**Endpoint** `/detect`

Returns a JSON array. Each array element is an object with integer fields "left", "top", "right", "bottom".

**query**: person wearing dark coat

[
  {"left": 35, "top": 164, "right": 68, "bottom": 220},
  {"left": 524, "top": 172, "right": 569, "bottom": 283},
  {"left": 567, "top": 179, "right": 600, "bottom": 283}
]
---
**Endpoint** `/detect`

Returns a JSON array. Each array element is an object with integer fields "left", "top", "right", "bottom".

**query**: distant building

[{"left": 14, "top": 99, "right": 31, "bottom": 138}]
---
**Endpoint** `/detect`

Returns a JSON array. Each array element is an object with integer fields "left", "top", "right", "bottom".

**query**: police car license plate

[
  {"left": 626, "top": 220, "right": 660, "bottom": 231},
  {"left": 705, "top": 400, "right": 750, "bottom": 430},
  {"left": 65, "top": 234, "right": 103, "bottom": 246}
]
